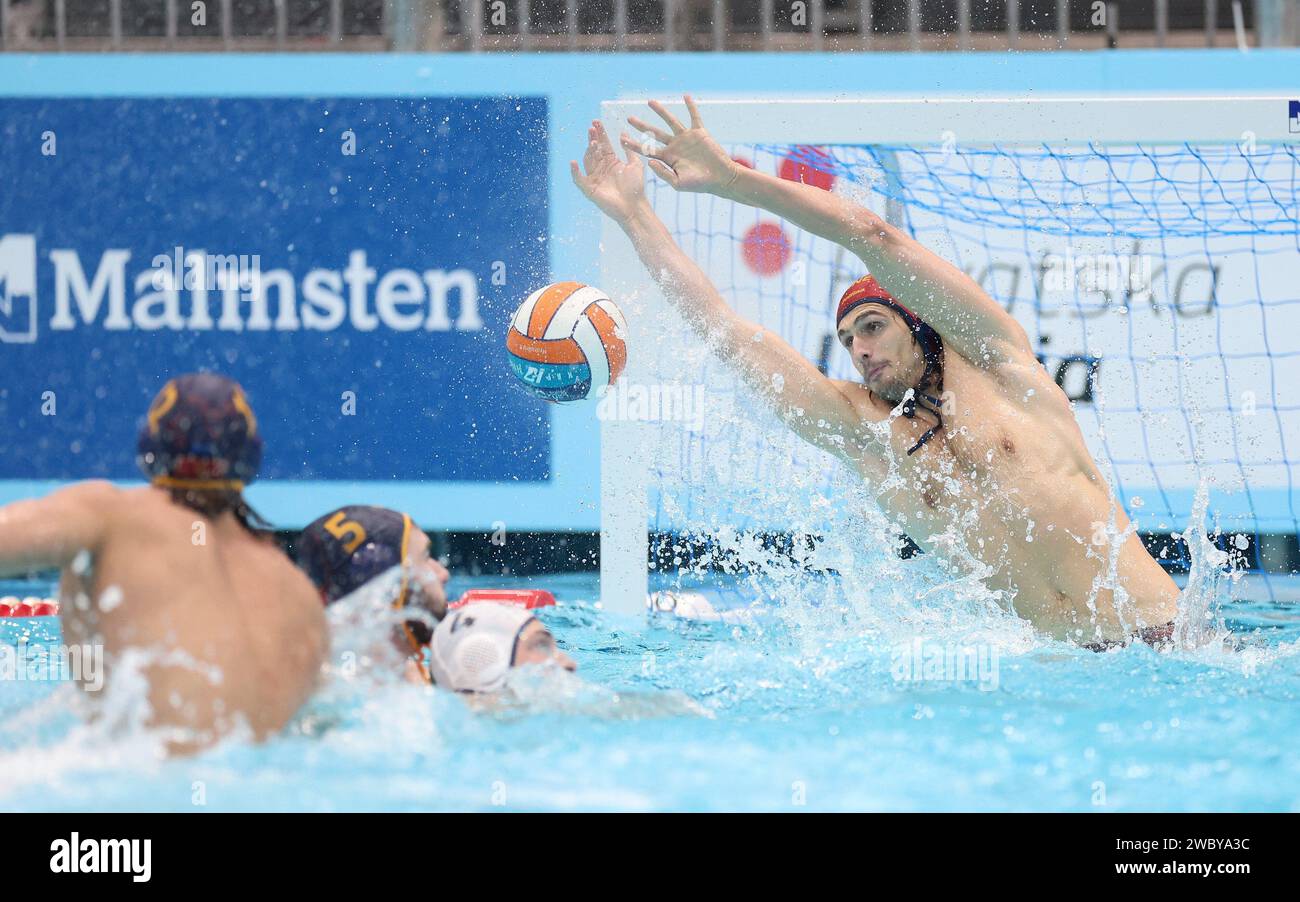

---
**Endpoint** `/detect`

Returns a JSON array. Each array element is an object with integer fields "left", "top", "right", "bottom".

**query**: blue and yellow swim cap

[
  {"left": 296, "top": 505, "right": 415, "bottom": 607},
  {"left": 137, "top": 373, "right": 263, "bottom": 491}
]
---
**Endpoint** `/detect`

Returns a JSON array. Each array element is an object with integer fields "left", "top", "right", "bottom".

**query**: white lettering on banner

[
  {"left": 376, "top": 268, "right": 427, "bottom": 332},
  {"left": 49, "top": 249, "right": 132, "bottom": 330},
  {"left": 41, "top": 245, "right": 481, "bottom": 334}
]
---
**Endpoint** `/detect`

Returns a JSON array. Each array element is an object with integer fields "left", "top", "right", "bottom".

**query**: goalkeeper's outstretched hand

[{"left": 623, "top": 94, "right": 742, "bottom": 197}]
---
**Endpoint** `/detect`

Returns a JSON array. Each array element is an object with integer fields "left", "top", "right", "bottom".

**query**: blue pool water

[{"left": 2, "top": 570, "right": 1300, "bottom": 812}]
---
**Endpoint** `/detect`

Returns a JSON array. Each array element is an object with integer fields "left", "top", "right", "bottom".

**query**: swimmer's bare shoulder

[
  {"left": 0, "top": 479, "right": 116, "bottom": 569},
  {"left": 115, "top": 487, "right": 327, "bottom": 746},
  {"left": 12, "top": 481, "right": 328, "bottom": 737},
  {"left": 787, "top": 377, "right": 902, "bottom": 468},
  {"left": 827, "top": 378, "right": 892, "bottom": 420},
  {"left": 102, "top": 486, "right": 329, "bottom": 669}
]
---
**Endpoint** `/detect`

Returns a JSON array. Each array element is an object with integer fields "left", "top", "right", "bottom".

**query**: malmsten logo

[
  {"left": 0, "top": 234, "right": 483, "bottom": 344},
  {"left": 49, "top": 832, "right": 152, "bottom": 883}
]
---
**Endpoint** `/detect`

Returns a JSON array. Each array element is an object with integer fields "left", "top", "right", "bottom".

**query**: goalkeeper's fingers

[{"left": 647, "top": 159, "right": 679, "bottom": 187}]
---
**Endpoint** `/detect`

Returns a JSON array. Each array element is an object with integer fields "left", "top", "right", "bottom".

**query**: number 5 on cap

[{"left": 324, "top": 511, "right": 367, "bottom": 554}]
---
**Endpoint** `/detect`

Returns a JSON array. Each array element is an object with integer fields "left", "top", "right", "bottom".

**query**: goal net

[{"left": 598, "top": 96, "right": 1300, "bottom": 613}]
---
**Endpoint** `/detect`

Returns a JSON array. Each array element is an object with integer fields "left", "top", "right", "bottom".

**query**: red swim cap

[
  {"left": 836, "top": 274, "right": 922, "bottom": 328},
  {"left": 836, "top": 275, "right": 944, "bottom": 373}
]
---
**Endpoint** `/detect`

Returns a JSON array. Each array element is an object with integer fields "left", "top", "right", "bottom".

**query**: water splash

[
  {"left": 1175, "top": 479, "right": 1239, "bottom": 650},
  {"left": 322, "top": 565, "right": 437, "bottom": 688}
]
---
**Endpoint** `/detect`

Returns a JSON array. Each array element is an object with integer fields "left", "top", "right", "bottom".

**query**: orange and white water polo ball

[{"left": 506, "top": 281, "right": 628, "bottom": 403}]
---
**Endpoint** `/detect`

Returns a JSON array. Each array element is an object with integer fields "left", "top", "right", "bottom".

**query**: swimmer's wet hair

[{"left": 164, "top": 486, "right": 274, "bottom": 536}]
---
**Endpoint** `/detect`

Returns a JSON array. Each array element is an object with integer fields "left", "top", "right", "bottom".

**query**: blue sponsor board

[{"left": 0, "top": 97, "right": 550, "bottom": 482}]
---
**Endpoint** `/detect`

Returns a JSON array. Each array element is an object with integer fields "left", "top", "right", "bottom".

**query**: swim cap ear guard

[
  {"left": 137, "top": 373, "right": 264, "bottom": 491},
  {"left": 429, "top": 604, "right": 537, "bottom": 693}
]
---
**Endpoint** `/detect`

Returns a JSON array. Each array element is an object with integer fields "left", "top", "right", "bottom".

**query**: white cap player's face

[
  {"left": 513, "top": 620, "right": 577, "bottom": 672},
  {"left": 837, "top": 306, "right": 927, "bottom": 401}
]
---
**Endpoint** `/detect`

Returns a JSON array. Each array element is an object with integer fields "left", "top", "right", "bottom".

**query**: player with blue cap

[
  {"left": 0, "top": 372, "right": 327, "bottom": 754},
  {"left": 297, "top": 505, "right": 450, "bottom": 680}
]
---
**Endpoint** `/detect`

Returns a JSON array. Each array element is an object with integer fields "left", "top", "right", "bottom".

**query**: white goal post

[{"left": 598, "top": 94, "right": 1300, "bottom": 615}]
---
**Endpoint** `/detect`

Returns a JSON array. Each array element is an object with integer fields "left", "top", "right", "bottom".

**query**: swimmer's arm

[
  {"left": 623, "top": 96, "right": 1029, "bottom": 366},
  {"left": 617, "top": 201, "right": 881, "bottom": 461},
  {"left": 0, "top": 481, "right": 112, "bottom": 576},
  {"left": 572, "top": 120, "right": 878, "bottom": 460},
  {"left": 718, "top": 166, "right": 1032, "bottom": 367}
]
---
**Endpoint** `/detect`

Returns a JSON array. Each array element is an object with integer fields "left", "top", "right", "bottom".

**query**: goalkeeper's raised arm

[
  {"left": 623, "top": 95, "right": 1033, "bottom": 369},
  {"left": 570, "top": 119, "right": 882, "bottom": 463},
  {"left": 595, "top": 97, "right": 1184, "bottom": 650}
]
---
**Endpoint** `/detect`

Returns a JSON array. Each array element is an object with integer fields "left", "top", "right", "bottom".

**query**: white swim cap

[{"left": 429, "top": 603, "right": 537, "bottom": 693}]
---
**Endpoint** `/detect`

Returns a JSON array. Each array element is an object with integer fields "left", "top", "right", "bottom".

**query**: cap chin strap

[
  {"left": 395, "top": 513, "right": 413, "bottom": 612},
  {"left": 401, "top": 627, "right": 432, "bottom": 684},
  {"left": 150, "top": 475, "right": 245, "bottom": 491},
  {"left": 899, "top": 379, "right": 945, "bottom": 457},
  {"left": 394, "top": 514, "right": 435, "bottom": 684}
]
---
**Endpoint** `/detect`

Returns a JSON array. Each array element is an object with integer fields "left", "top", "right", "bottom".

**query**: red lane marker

[
  {"left": 0, "top": 599, "right": 59, "bottom": 618},
  {"left": 449, "top": 589, "right": 556, "bottom": 611}
]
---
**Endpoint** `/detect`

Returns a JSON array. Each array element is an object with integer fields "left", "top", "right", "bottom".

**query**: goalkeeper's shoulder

[{"left": 826, "top": 378, "right": 894, "bottom": 424}]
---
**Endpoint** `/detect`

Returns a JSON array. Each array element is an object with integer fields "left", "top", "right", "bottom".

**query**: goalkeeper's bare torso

[{"left": 839, "top": 348, "right": 1182, "bottom": 646}]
